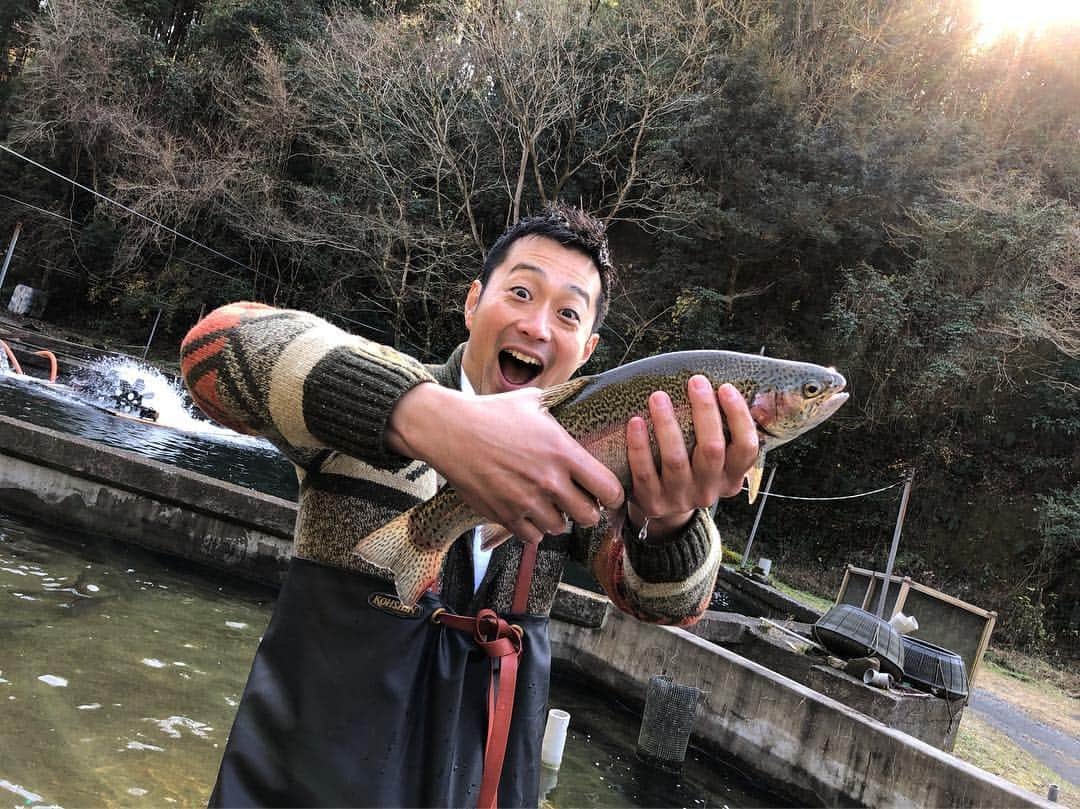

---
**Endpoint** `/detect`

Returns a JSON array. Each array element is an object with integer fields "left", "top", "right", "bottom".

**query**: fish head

[{"left": 748, "top": 364, "right": 848, "bottom": 451}]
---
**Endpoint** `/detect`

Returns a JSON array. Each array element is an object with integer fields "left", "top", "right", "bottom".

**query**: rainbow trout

[{"left": 353, "top": 350, "right": 848, "bottom": 605}]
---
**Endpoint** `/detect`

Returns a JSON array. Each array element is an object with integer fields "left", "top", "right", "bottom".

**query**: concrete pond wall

[{"left": 0, "top": 414, "right": 1058, "bottom": 809}]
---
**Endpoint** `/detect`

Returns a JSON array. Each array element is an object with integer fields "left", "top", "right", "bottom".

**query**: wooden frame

[{"left": 836, "top": 565, "right": 997, "bottom": 688}]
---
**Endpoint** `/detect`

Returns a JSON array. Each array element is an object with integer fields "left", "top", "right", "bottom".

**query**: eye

[
  {"left": 510, "top": 286, "right": 531, "bottom": 301},
  {"left": 802, "top": 380, "right": 823, "bottom": 398},
  {"left": 559, "top": 307, "right": 581, "bottom": 323}
]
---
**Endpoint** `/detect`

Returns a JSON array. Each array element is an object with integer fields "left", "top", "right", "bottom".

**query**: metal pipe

[
  {"left": 0, "top": 222, "right": 23, "bottom": 300},
  {"left": 875, "top": 469, "right": 915, "bottom": 618},
  {"left": 742, "top": 466, "right": 776, "bottom": 567},
  {"left": 142, "top": 308, "right": 163, "bottom": 360}
]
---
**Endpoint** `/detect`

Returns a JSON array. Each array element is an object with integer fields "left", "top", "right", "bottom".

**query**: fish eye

[{"left": 803, "top": 380, "right": 823, "bottom": 398}]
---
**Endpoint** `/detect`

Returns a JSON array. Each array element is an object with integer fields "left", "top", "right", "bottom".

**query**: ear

[
  {"left": 464, "top": 280, "right": 483, "bottom": 331},
  {"left": 577, "top": 333, "right": 600, "bottom": 368}
]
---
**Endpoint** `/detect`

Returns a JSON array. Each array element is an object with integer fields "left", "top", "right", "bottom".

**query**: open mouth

[{"left": 498, "top": 349, "right": 544, "bottom": 386}]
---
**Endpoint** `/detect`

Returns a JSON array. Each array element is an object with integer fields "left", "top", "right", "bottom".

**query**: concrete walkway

[{"left": 968, "top": 687, "right": 1080, "bottom": 786}]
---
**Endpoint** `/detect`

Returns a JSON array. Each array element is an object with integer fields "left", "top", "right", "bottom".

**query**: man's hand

[
  {"left": 625, "top": 377, "right": 759, "bottom": 541},
  {"left": 386, "top": 383, "right": 624, "bottom": 545}
]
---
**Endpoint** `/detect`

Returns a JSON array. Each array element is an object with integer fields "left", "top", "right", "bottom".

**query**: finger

[
  {"left": 626, "top": 415, "right": 661, "bottom": 507},
  {"left": 716, "top": 384, "right": 759, "bottom": 484},
  {"left": 505, "top": 516, "right": 545, "bottom": 547},
  {"left": 530, "top": 499, "right": 571, "bottom": 538},
  {"left": 687, "top": 375, "right": 729, "bottom": 496},
  {"left": 558, "top": 483, "right": 603, "bottom": 529},
  {"left": 649, "top": 390, "right": 692, "bottom": 488},
  {"left": 568, "top": 442, "right": 624, "bottom": 512}
]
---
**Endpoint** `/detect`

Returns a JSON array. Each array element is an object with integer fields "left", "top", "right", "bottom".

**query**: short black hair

[{"left": 480, "top": 202, "right": 614, "bottom": 333}]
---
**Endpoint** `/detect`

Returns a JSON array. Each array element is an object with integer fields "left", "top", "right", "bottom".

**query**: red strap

[
  {"left": 511, "top": 541, "right": 537, "bottom": 614},
  {"left": 434, "top": 609, "right": 523, "bottom": 809},
  {"left": 432, "top": 539, "right": 538, "bottom": 809},
  {"left": 477, "top": 626, "right": 520, "bottom": 809}
]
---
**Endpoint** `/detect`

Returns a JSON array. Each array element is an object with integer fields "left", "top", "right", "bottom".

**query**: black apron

[{"left": 209, "top": 556, "right": 550, "bottom": 808}]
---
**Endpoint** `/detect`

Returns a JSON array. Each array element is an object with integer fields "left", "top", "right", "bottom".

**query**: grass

[
  {"left": 720, "top": 549, "right": 836, "bottom": 615},
  {"left": 984, "top": 646, "right": 1080, "bottom": 697},
  {"left": 769, "top": 578, "right": 834, "bottom": 614},
  {"left": 953, "top": 712, "right": 1076, "bottom": 801}
]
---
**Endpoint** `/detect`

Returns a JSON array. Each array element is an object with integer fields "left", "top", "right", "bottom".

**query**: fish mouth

[
  {"left": 816, "top": 391, "right": 848, "bottom": 421},
  {"left": 498, "top": 348, "right": 544, "bottom": 387},
  {"left": 755, "top": 422, "right": 779, "bottom": 440}
]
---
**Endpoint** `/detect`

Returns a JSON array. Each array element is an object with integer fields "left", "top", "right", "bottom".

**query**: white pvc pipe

[
  {"left": 888, "top": 612, "right": 919, "bottom": 634},
  {"left": 863, "top": 669, "right": 893, "bottom": 689},
  {"left": 540, "top": 708, "right": 571, "bottom": 768}
]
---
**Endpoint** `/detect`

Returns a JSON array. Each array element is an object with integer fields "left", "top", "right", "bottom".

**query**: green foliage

[{"left": 1035, "top": 487, "right": 1080, "bottom": 568}]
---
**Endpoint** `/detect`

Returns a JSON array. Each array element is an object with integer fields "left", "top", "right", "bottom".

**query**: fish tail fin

[{"left": 352, "top": 510, "right": 447, "bottom": 607}]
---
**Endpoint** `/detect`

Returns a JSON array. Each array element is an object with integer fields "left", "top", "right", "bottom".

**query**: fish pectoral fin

[
  {"left": 479, "top": 524, "right": 512, "bottom": 551},
  {"left": 539, "top": 375, "right": 592, "bottom": 410},
  {"left": 352, "top": 509, "right": 447, "bottom": 607},
  {"left": 746, "top": 450, "right": 766, "bottom": 504}
]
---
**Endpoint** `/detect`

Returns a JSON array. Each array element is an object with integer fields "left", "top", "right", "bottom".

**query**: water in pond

[
  {"left": 0, "top": 513, "right": 787, "bottom": 808},
  {"left": 0, "top": 362, "right": 297, "bottom": 500}
]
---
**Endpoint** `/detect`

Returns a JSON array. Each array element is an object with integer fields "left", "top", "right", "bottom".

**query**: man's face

[{"left": 461, "top": 235, "right": 602, "bottom": 395}]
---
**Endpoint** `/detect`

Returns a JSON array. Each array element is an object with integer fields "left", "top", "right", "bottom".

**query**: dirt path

[{"left": 967, "top": 686, "right": 1080, "bottom": 787}]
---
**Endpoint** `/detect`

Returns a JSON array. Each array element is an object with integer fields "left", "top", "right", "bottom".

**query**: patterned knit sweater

[{"left": 180, "top": 302, "right": 721, "bottom": 623}]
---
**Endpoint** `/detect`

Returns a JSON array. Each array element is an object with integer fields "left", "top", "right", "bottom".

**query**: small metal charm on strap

[{"left": 637, "top": 516, "right": 650, "bottom": 543}]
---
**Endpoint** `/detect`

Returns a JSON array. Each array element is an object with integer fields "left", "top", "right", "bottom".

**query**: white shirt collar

[
  {"left": 460, "top": 369, "right": 476, "bottom": 396},
  {"left": 459, "top": 367, "right": 491, "bottom": 591}
]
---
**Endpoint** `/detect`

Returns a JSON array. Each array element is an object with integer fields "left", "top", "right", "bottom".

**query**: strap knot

[{"left": 472, "top": 609, "right": 523, "bottom": 657}]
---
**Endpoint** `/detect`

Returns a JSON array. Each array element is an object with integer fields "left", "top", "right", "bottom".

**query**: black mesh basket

[
  {"left": 636, "top": 675, "right": 701, "bottom": 770},
  {"left": 812, "top": 604, "right": 905, "bottom": 680},
  {"left": 901, "top": 636, "right": 968, "bottom": 700}
]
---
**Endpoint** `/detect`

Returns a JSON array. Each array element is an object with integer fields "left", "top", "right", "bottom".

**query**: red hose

[
  {"left": 1, "top": 339, "right": 23, "bottom": 375},
  {"left": 33, "top": 350, "right": 58, "bottom": 382}
]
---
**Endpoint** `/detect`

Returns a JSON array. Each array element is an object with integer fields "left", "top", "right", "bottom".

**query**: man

[{"left": 180, "top": 203, "right": 758, "bottom": 807}]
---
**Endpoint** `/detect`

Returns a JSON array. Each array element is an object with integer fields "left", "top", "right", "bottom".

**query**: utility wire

[
  {"left": 0, "top": 192, "right": 76, "bottom": 223},
  {"left": 740, "top": 479, "right": 905, "bottom": 502},
  {"left": 0, "top": 143, "right": 263, "bottom": 281},
  {"left": 0, "top": 187, "right": 256, "bottom": 288}
]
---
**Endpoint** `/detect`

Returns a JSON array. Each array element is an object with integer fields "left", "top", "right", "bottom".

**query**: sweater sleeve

[
  {"left": 179, "top": 302, "right": 435, "bottom": 469},
  {"left": 572, "top": 508, "right": 721, "bottom": 626}
]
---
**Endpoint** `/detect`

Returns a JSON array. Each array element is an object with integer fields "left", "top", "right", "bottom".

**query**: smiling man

[{"left": 180, "top": 203, "right": 758, "bottom": 808}]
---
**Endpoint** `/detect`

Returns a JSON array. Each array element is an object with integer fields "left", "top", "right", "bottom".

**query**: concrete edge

[
  {"left": 551, "top": 602, "right": 1058, "bottom": 809},
  {"left": 0, "top": 415, "right": 296, "bottom": 538}
]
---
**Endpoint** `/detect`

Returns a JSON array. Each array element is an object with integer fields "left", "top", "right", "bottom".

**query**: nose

[{"left": 518, "top": 307, "right": 553, "bottom": 342}]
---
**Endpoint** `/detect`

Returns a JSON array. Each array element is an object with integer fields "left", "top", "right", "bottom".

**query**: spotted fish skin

[
  {"left": 553, "top": 350, "right": 848, "bottom": 491},
  {"left": 354, "top": 350, "right": 848, "bottom": 606}
]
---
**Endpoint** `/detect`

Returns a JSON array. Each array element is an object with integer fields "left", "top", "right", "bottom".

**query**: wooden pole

[{"left": 875, "top": 468, "right": 915, "bottom": 618}]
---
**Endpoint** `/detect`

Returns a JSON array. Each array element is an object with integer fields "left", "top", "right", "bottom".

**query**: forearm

[
  {"left": 385, "top": 382, "right": 462, "bottom": 462},
  {"left": 181, "top": 302, "right": 434, "bottom": 466}
]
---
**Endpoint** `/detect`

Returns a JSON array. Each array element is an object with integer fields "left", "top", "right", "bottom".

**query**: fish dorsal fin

[
  {"left": 746, "top": 449, "right": 766, "bottom": 504},
  {"left": 539, "top": 376, "right": 592, "bottom": 410}
]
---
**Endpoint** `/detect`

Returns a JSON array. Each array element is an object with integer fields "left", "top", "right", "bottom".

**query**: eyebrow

[{"left": 506, "top": 263, "right": 592, "bottom": 309}]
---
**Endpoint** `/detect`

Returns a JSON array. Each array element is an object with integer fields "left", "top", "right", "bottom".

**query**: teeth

[{"left": 506, "top": 349, "right": 541, "bottom": 366}]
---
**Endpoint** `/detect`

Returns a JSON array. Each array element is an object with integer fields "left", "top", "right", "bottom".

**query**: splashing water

[{"left": 61, "top": 356, "right": 251, "bottom": 439}]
